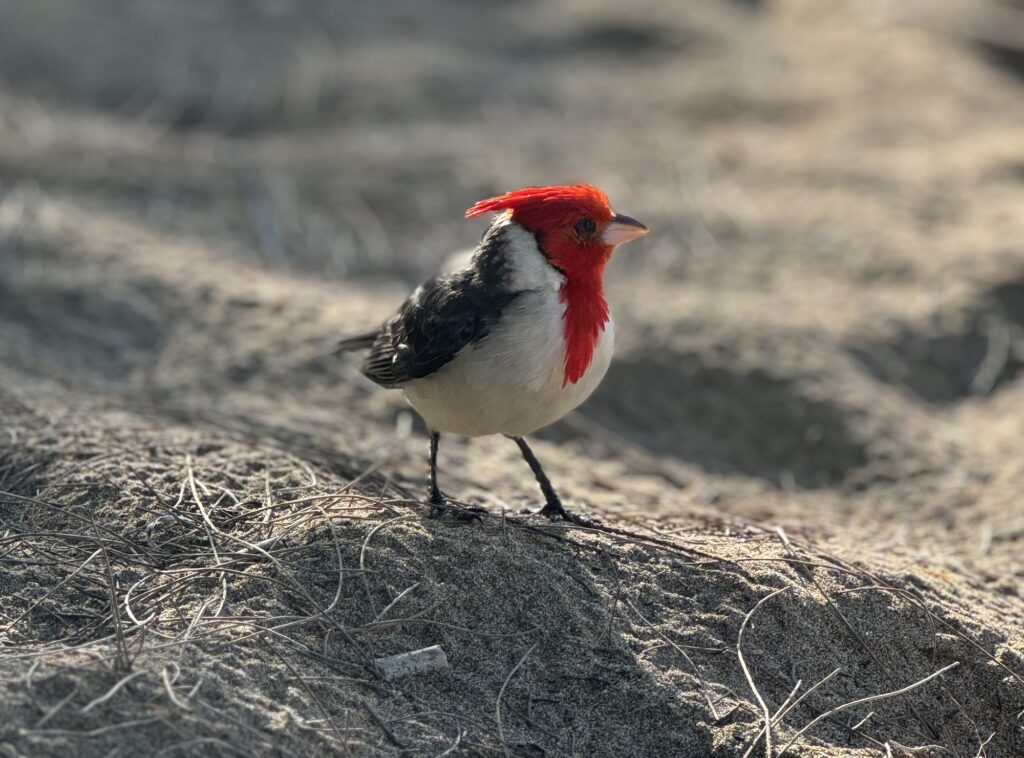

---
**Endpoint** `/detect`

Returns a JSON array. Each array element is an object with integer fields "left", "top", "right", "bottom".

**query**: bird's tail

[{"left": 336, "top": 330, "right": 378, "bottom": 354}]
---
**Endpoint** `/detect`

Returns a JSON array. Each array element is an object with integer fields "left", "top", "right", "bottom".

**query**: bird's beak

[{"left": 602, "top": 213, "right": 649, "bottom": 247}]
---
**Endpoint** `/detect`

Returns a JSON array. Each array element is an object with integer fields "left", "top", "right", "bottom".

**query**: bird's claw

[
  {"left": 428, "top": 493, "right": 487, "bottom": 522},
  {"left": 522, "top": 500, "right": 601, "bottom": 528}
]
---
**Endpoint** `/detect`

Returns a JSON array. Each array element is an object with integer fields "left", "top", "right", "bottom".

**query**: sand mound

[{"left": 2, "top": 383, "right": 1022, "bottom": 757}]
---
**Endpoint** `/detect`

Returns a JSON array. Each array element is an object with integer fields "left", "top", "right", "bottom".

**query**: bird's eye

[{"left": 574, "top": 217, "right": 597, "bottom": 238}]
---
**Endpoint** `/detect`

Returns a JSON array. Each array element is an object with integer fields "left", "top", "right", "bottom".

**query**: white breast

[
  {"left": 402, "top": 219, "right": 614, "bottom": 437},
  {"left": 404, "top": 295, "right": 614, "bottom": 437}
]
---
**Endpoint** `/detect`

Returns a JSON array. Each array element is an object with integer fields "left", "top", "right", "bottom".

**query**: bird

[{"left": 338, "top": 184, "right": 648, "bottom": 524}]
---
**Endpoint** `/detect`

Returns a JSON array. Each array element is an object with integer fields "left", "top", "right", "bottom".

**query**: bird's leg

[
  {"left": 428, "top": 431, "right": 445, "bottom": 507},
  {"left": 509, "top": 436, "right": 600, "bottom": 527},
  {"left": 427, "top": 432, "right": 484, "bottom": 522}
]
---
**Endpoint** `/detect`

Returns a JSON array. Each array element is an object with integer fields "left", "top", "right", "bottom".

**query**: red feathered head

[{"left": 465, "top": 184, "right": 613, "bottom": 234}]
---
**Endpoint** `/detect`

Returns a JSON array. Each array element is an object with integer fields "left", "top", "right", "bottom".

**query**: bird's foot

[
  {"left": 428, "top": 491, "right": 487, "bottom": 522},
  {"left": 523, "top": 499, "right": 601, "bottom": 528}
]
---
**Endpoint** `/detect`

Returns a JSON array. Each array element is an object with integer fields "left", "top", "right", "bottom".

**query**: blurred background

[{"left": 1, "top": 0, "right": 1023, "bottom": 568}]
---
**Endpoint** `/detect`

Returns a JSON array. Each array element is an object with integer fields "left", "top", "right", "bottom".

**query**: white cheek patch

[{"left": 487, "top": 218, "right": 565, "bottom": 293}]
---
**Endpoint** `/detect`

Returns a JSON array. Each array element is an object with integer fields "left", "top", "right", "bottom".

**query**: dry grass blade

[
  {"left": 34, "top": 685, "right": 79, "bottom": 728},
  {"left": 94, "top": 518, "right": 131, "bottom": 674},
  {"left": 264, "top": 640, "right": 350, "bottom": 750},
  {"left": 624, "top": 597, "right": 721, "bottom": 720},
  {"left": 358, "top": 514, "right": 409, "bottom": 620},
  {"left": 24, "top": 717, "right": 161, "bottom": 739},
  {"left": 774, "top": 667, "right": 841, "bottom": 727},
  {"left": 777, "top": 662, "right": 961, "bottom": 757},
  {"left": 496, "top": 641, "right": 539, "bottom": 758},
  {"left": 775, "top": 530, "right": 945, "bottom": 741},
  {"left": 364, "top": 702, "right": 406, "bottom": 749},
  {"left": 739, "top": 586, "right": 792, "bottom": 758},
  {"left": 161, "top": 664, "right": 194, "bottom": 711},
  {"left": 80, "top": 670, "right": 147, "bottom": 713},
  {"left": 2, "top": 547, "right": 102, "bottom": 632},
  {"left": 744, "top": 671, "right": 821, "bottom": 755},
  {"left": 372, "top": 582, "right": 420, "bottom": 623}
]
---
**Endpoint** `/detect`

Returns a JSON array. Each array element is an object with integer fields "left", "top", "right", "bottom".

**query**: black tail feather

[{"left": 336, "top": 330, "right": 378, "bottom": 354}]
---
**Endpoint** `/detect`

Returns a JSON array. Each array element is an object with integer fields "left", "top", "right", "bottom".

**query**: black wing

[
  {"left": 346, "top": 270, "right": 518, "bottom": 388},
  {"left": 338, "top": 221, "right": 520, "bottom": 387}
]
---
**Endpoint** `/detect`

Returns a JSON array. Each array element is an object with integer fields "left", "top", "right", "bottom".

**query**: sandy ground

[{"left": 1, "top": 0, "right": 1023, "bottom": 755}]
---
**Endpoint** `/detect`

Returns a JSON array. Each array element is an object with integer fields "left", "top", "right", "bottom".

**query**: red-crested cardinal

[{"left": 339, "top": 184, "right": 648, "bottom": 524}]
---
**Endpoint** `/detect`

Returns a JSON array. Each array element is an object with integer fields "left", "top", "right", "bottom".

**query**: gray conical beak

[{"left": 602, "top": 213, "right": 649, "bottom": 246}]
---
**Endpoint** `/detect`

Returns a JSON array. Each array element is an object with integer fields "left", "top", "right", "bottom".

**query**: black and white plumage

[
  {"left": 339, "top": 186, "right": 648, "bottom": 523},
  {"left": 338, "top": 222, "right": 519, "bottom": 390},
  {"left": 342, "top": 216, "right": 614, "bottom": 438}
]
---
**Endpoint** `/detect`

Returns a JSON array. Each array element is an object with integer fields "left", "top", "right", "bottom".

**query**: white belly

[{"left": 403, "top": 290, "right": 614, "bottom": 437}]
